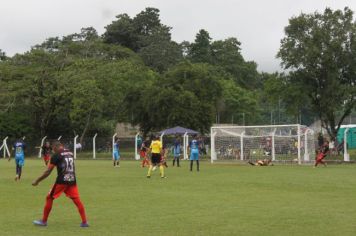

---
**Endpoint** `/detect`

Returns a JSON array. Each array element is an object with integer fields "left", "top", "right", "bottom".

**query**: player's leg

[
  {"left": 173, "top": 157, "right": 175, "bottom": 166},
  {"left": 320, "top": 157, "right": 327, "bottom": 166},
  {"left": 42, "top": 195, "right": 54, "bottom": 223},
  {"left": 147, "top": 156, "right": 153, "bottom": 177},
  {"left": 116, "top": 153, "right": 120, "bottom": 167},
  {"left": 190, "top": 160, "right": 193, "bottom": 171},
  {"left": 34, "top": 185, "right": 63, "bottom": 225},
  {"left": 18, "top": 158, "right": 24, "bottom": 179},
  {"left": 159, "top": 163, "right": 166, "bottom": 178},
  {"left": 65, "top": 185, "right": 88, "bottom": 226},
  {"left": 15, "top": 160, "right": 20, "bottom": 181},
  {"left": 196, "top": 159, "right": 199, "bottom": 171},
  {"left": 113, "top": 152, "right": 118, "bottom": 167},
  {"left": 72, "top": 197, "right": 88, "bottom": 226}
]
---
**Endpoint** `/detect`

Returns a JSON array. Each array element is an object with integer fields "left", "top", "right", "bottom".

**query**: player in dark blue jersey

[
  {"left": 10, "top": 139, "right": 26, "bottom": 181},
  {"left": 188, "top": 135, "right": 200, "bottom": 172}
]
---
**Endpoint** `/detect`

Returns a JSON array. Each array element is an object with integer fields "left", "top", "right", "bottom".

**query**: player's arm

[{"left": 32, "top": 164, "right": 55, "bottom": 186}]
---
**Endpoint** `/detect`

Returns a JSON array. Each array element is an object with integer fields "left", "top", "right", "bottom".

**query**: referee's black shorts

[{"left": 151, "top": 153, "right": 161, "bottom": 165}]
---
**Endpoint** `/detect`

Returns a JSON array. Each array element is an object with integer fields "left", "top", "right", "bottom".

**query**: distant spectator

[{"left": 75, "top": 143, "right": 82, "bottom": 152}]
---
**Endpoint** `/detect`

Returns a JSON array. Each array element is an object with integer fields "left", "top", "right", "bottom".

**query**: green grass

[{"left": 1, "top": 159, "right": 356, "bottom": 236}]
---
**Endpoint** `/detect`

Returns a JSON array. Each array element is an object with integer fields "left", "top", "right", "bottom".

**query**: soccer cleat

[
  {"left": 152, "top": 166, "right": 157, "bottom": 171},
  {"left": 15, "top": 175, "right": 19, "bottom": 181},
  {"left": 33, "top": 220, "right": 47, "bottom": 226},
  {"left": 80, "top": 222, "right": 89, "bottom": 227},
  {"left": 147, "top": 176, "right": 151, "bottom": 178},
  {"left": 161, "top": 176, "right": 167, "bottom": 179}
]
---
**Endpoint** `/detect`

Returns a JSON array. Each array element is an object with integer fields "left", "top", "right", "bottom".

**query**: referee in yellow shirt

[{"left": 147, "top": 136, "right": 166, "bottom": 178}]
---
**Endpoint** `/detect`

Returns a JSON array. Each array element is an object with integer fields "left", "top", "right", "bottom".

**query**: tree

[
  {"left": 188, "top": 29, "right": 212, "bottom": 63},
  {"left": 219, "top": 79, "right": 259, "bottom": 124},
  {"left": 123, "top": 62, "right": 223, "bottom": 134},
  {"left": 0, "top": 49, "right": 6, "bottom": 61},
  {"left": 278, "top": 7, "right": 356, "bottom": 138},
  {"left": 138, "top": 26, "right": 182, "bottom": 72},
  {"left": 103, "top": 8, "right": 182, "bottom": 72},
  {"left": 211, "top": 38, "right": 259, "bottom": 89},
  {"left": 102, "top": 14, "right": 138, "bottom": 50}
]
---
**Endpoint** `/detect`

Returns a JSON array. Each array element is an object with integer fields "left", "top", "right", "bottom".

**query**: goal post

[{"left": 210, "top": 124, "right": 315, "bottom": 164}]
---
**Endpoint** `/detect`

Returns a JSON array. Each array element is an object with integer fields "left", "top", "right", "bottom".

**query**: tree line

[{"left": 0, "top": 7, "right": 354, "bottom": 141}]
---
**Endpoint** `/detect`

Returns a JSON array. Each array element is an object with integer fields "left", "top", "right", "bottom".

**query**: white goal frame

[{"left": 211, "top": 124, "right": 315, "bottom": 164}]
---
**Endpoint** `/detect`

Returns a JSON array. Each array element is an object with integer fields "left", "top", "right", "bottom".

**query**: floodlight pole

[
  {"left": 344, "top": 128, "right": 350, "bottom": 162},
  {"left": 93, "top": 133, "right": 98, "bottom": 159},
  {"left": 38, "top": 136, "right": 47, "bottom": 158},
  {"left": 74, "top": 135, "right": 79, "bottom": 159},
  {"left": 112, "top": 133, "right": 117, "bottom": 160}
]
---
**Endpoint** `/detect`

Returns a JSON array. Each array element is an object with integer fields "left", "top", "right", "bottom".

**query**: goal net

[{"left": 210, "top": 125, "right": 315, "bottom": 164}]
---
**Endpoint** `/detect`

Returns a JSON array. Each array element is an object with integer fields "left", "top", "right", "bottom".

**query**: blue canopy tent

[
  {"left": 158, "top": 126, "right": 199, "bottom": 160},
  {"left": 158, "top": 126, "right": 199, "bottom": 135}
]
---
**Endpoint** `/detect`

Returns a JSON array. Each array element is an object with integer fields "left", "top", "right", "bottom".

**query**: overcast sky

[{"left": 1, "top": 0, "right": 356, "bottom": 72}]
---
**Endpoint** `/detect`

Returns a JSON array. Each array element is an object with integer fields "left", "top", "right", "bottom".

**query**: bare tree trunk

[{"left": 79, "top": 109, "right": 92, "bottom": 145}]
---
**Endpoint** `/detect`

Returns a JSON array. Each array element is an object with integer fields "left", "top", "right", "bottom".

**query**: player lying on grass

[
  {"left": 248, "top": 159, "right": 273, "bottom": 166},
  {"left": 314, "top": 140, "right": 329, "bottom": 167},
  {"left": 32, "top": 141, "right": 89, "bottom": 227}
]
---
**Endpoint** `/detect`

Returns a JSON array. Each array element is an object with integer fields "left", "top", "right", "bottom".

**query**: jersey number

[{"left": 65, "top": 158, "right": 74, "bottom": 172}]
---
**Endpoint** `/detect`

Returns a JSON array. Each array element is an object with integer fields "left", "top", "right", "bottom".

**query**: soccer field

[{"left": 1, "top": 159, "right": 356, "bottom": 236}]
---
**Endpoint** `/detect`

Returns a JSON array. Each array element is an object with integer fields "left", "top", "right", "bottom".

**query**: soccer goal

[{"left": 210, "top": 125, "right": 315, "bottom": 164}]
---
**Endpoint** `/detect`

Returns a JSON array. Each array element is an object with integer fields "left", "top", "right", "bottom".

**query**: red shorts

[
  {"left": 140, "top": 150, "right": 146, "bottom": 158},
  {"left": 43, "top": 154, "right": 50, "bottom": 162},
  {"left": 48, "top": 184, "right": 79, "bottom": 199},
  {"left": 316, "top": 153, "right": 325, "bottom": 162}
]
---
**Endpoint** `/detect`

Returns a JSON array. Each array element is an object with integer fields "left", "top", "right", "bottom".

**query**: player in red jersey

[
  {"left": 314, "top": 140, "right": 329, "bottom": 167},
  {"left": 140, "top": 138, "right": 150, "bottom": 167},
  {"left": 41, "top": 141, "right": 52, "bottom": 166},
  {"left": 32, "top": 141, "right": 89, "bottom": 227}
]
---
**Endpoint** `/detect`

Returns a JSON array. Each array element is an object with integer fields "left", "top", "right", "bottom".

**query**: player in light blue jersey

[
  {"left": 113, "top": 139, "right": 120, "bottom": 167},
  {"left": 172, "top": 137, "right": 181, "bottom": 167},
  {"left": 188, "top": 135, "right": 200, "bottom": 172},
  {"left": 11, "top": 139, "right": 26, "bottom": 181}
]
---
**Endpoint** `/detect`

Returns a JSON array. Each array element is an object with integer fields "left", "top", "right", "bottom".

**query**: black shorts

[{"left": 151, "top": 153, "right": 161, "bottom": 165}]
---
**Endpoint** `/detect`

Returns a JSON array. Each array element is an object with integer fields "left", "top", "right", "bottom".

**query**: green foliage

[
  {"left": 0, "top": 8, "right": 326, "bottom": 139},
  {"left": 0, "top": 49, "right": 6, "bottom": 61},
  {"left": 103, "top": 8, "right": 183, "bottom": 72},
  {"left": 220, "top": 79, "right": 260, "bottom": 124},
  {"left": 278, "top": 7, "right": 356, "bottom": 137},
  {"left": 124, "top": 62, "right": 222, "bottom": 134}
]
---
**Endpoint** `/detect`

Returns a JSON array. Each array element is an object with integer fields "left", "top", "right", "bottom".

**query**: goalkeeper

[{"left": 248, "top": 159, "right": 273, "bottom": 166}]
